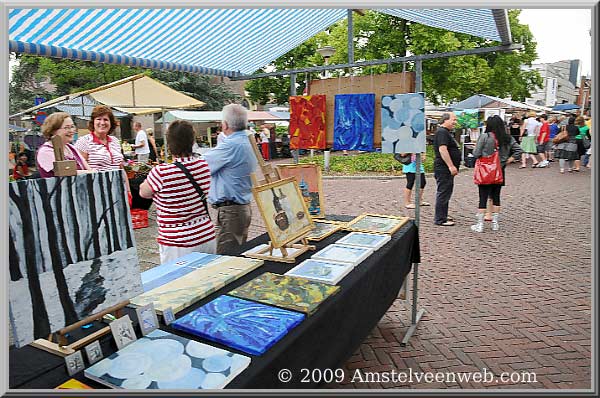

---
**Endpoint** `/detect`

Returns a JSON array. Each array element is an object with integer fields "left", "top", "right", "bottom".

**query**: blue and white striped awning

[{"left": 9, "top": 8, "right": 509, "bottom": 78}]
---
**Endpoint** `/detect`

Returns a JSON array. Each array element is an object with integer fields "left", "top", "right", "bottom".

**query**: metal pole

[
  {"left": 347, "top": 9, "right": 354, "bottom": 64},
  {"left": 402, "top": 59, "right": 426, "bottom": 346},
  {"left": 290, "top": 73, "right": 297, "bottom": 96}
]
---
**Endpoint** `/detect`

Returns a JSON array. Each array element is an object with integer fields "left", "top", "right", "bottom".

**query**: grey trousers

[{"left": 215, "top": 204, "right": 252, "bottom": 255}]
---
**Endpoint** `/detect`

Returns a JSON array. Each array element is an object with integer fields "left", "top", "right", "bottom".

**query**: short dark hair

[
  {"left": 440, "top": 113, "right": 452, "bottom": 123},
  {"left": 87, "top": 105, "right": 118, "bottom": 134},
  {"left": 540, "top": 114, "right": 547, "bottom": 120},
  {"left": 18, "top": 152, "right": 28, "bottom": 158},
  {"left": 167, "top": 120, "right": 195, "bottom": 157}
]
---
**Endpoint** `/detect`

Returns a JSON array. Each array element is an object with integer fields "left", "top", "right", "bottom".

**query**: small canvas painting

[
  {"left": 253, "top": 177, "right": 313, "bottom": 248},
  {"left": 64, "top": 350, "right": 85, "bottom": 376},
  {"left": 454, "top": 109, "right": 480, "bottom": 129},
  {"left": 277, "top": 163, "right": 325, "bottom": 218},
  {"left": 311, "top": 244, "right": 373, "bottom": 267},
  {"left": 109, "top": 315, "right": 137, "bottom": 350},
  {"left": 336, "top": 232, "right": 391, "bottom": 251},
  {"left": 84, "top": 340, "right": 104, "bottom": 365},
  {"left": 289, "top": 95, "right": 327, "bottom": 150},
  {"left": 381, "top": 92, "right": 426, "bottom": 154},
  {"left": 172, "top": 295, "right": 305, "bottom": 356},
  {"left": 8, "top": 171, "right": 143, "bottom": 348},
  {"left": 85, "top": 329, "right": 251, "bottom": 389},
  {"left": 333, "top": 93, "right": 376, "bottom": 151},
  {"left": 162, "top": 307, "right": 175, "bottom": 325},
  {"left": 136, "top": 303, "right": 159, "bottom": 336},
  {"left": 345, "top": 213, "right": 409, "bottom": 235},
  {"left": 305, "top": 220, "right": 344, "bottom": 241},
  {"left": 228, "top": 272, "right": 340, "bottom": 315},
  {"left": 285, "top": 259, "right": 354, "bottom": 285}
]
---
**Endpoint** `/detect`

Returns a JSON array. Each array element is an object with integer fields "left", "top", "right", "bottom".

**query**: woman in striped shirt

[
  {"left": 74, "top": 105, "right": 124, "bottom": 171},
  {"left": 139, "top": 120, "right": 216, "bottom": 264}
]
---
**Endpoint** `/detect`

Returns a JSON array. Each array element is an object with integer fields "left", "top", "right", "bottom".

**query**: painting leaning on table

[{"left": 8, "top": 170, "right": 143, "bottom": 348}]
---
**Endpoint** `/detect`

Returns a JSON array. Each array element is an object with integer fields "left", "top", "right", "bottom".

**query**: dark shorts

[{"left": 405, "top": 172, "right": 426, "bottom": 190}]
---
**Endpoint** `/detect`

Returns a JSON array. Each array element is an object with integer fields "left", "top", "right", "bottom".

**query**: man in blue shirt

[{"left": 204, "top": 104, "right": 258, "bottom": 254}]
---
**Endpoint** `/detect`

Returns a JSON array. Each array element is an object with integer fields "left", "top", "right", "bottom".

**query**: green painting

[
  {"left": 227, "top": 272, "right": 340, "bottom": 315},
  {"left": 454, "top": 109, "right": 480, "bottom": 129}
]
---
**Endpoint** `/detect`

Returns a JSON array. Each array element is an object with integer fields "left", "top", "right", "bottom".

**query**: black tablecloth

[{"left": 9, "top": 218, "right": 419, "bottom": 389}]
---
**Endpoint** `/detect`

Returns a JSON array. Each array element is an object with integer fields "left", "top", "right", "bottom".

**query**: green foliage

[
  {"left": 245, "top": 9, "right": 541, "bottom": 105},
  {"left": 299, "top": 146, "right": 435, "bottom": 175},
  {"left": 9, "top": 54, "right": 53, "bottom": 114}
]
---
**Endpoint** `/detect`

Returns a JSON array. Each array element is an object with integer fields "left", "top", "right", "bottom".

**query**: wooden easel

[
  {"left": 245, "top": 135, "right": 315, "bottom": 263},
  {"left": 30, "top": 300, "right": 129, "bottom": 357},
  {"left": 51, "top": 135, "right": 77, "bottom": 177}
]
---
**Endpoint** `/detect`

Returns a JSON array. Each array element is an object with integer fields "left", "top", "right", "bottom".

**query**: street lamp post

[{"left": 317, "top": 46, "right": 336, "bottom": 78}]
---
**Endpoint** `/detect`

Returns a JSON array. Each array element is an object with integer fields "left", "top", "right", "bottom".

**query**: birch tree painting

[{"left": 9, "top": 170, "right": 143, "bottom": 348}]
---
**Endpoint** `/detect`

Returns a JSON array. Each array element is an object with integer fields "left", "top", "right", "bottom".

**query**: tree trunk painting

[{"left": 8, "top": 170, "right": 143, "bottom": 348}]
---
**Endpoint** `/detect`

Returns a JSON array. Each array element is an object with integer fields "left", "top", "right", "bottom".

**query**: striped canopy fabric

[{"left": 9, "top": 8, "right": 507, "bottom": 78}]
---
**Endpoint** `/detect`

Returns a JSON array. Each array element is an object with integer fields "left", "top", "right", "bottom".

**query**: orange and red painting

[{"left": 289, "top": 95, "right": 326, "bottom": 150}]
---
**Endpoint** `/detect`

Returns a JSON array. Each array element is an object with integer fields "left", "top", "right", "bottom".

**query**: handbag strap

[
  {"left": 489, "top": 132, "right": 499, "bottom": 150},
  {"left": 173, "top": 161, "right": 211, "bottom": 221}
]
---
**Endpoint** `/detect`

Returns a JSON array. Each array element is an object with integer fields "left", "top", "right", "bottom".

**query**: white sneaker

[
  {"left": 537, "top": 160, "right": 549, "bottom": 168},
  {"left": 470, "top": 223, "right": 483, "bottom": 233},
  {"left": 491, "top": 221, "right": 499, "bottom": 231}
]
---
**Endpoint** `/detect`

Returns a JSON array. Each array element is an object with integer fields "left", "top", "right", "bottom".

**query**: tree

[
  {"left": 8, "top": 54, "right": 53, "bottom": 114},
  {"left": 244, "top": 10, "right": 542, "bottom": 105}
]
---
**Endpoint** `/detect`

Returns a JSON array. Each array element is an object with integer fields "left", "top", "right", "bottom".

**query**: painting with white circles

[
  {"left": 84, "top": 329, "right": 251, "bottom": 389},
  {"left": 381, "top": 92, "right": 426, "bottom": 154}
]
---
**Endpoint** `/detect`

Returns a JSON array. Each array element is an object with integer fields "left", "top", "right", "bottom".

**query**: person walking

[
  {"left": 535, "top": 114, "right": 550, "bottom": 167},
  {"left": 555, "top": 116, "right": 580, "bottom": 173},
  {"left": 139, "top": 120, "right": 216, "bottom": 264},
  {"left": 433, "top": 112, "right": 460, "bottom": 226},
  {"left": 574, "top": 116, "right": 589, "bottom": 171},
  {"left": 204, "top": 104, "right": 258, "bottom": 254},
  {"left": 401, "top": 153, "right": 430, "bottom": 209},
  {"left": 470, "top": 115, "right": 522, "bottom": 232},
  {"left": 519, "top": 111, "right": 541, "bottom": 168},
  {"left": 548, "top": 116, "right": 560, "bottom": 162}
]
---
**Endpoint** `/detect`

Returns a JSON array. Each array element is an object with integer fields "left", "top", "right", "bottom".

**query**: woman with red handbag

[{"left": 471, "top": 115, "right": 522, "bottom": 232}]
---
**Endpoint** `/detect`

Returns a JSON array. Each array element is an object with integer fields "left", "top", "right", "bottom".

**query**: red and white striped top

[
  {"left": 74, "top": 132, "right": 124, "bottom": 171},
  {"left": 145, "top": 156, "right": 215, "bottom": 247}
]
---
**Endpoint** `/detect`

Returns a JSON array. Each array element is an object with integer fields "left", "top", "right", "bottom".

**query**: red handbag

[{"left": 473, "top": 133, "right": 504, "bottom": 185}]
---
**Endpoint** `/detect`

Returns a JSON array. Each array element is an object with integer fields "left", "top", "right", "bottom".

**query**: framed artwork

[
  {"left": 55, "top": 378, "right": 93, "bottom": 389},
  {"left": 8, "top": 170, "right": 143, "bottom": 348},
  {"left": 109, "top": 314, "right": 137, "bottom": 350},
  {"left": 64, "top": 350, "right": 85, "bottom": 376},
  {"left": 252, "top": 177, "right": 313, "bottom": 248},
  {"left": 85, "top": 329, "right": 251, "bottom": 389},
  {"left": 172, "top": 295, "right": 305, "bottom": 356},
  {"left": 285, "top": 258, "right": 354, "bottom": 285},
  {"left": 345, "top": 213, "right": 409, "bottom": 235},
  {"left": 381, "top": 92, "right": 426, "bottom": 154},
  {"left": 228, "top": 272, "right": 339, "bottom": 315},
  {"left": 311, "top": 244, "right": 373, "bottom": 267},
  {"left": 304, "top": 220, "right": 344, "bottom": 242},
  {"left": 276, "top": 163, "right": 325, "bottom": 218},
  {"left": 289, "top": 95, "right": 327, "bottom": 150},
  {"left": 162, "top": 307, "right": 175, "bottom": 325},
  {"left": 135, "top": 303, "right": 159, "bottom": 336},
  {"left": 454, "top": 109, "right": 480, "bottom": 129},
  {"left": 84, "top": 340, "right": 104, "bottom": 365},
  {"left": 336, "top": 232, "right": 391, "bottom": 251},
  {"left": 333, "top": 93, "right": 375, "bottom": 151}
]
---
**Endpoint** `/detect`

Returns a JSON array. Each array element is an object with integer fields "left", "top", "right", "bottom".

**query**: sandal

[
  {"left": 532, "top": 163, "right": 539, "bottom": 168},
  {"left": 560, "top": 169, "right": 565, "bottom": 174},
  {"left": 420, "top": 201, "right": 431, "bottom": 206},
  {"left": 519, "top": 165, "right": 526, "bottom": 169},
  {"left": 405, "top": 203, "right": 416, "bottom": 209}
]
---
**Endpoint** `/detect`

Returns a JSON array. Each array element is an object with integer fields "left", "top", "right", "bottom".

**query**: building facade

[{"left": 523, "top": 60, "right": 581, "bottom": 107}]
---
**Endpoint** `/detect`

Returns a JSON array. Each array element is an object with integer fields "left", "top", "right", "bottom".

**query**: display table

[{"left": 9, "top": 218, "right": 419, "bottom": 389}]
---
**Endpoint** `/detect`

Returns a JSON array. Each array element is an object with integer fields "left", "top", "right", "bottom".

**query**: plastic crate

[{"left": 130, "top": 209, "right": 149, "bottom": 229}]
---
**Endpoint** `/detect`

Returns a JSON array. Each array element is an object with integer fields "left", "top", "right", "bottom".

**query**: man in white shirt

[{"left": 132, "top": 121, "right": 150, "bottom": 163}]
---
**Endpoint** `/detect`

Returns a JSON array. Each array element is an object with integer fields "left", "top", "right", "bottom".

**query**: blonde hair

[
  {"left": 146, "top": 127, "right": 154, "bottom": 136},
  {"left": 41, "top": 112, "right": 71, "bottom": 140}
]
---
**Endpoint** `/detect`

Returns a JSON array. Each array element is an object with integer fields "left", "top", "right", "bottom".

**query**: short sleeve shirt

[
  {"left": 433, "top": 127, "right": 461, "bottom": 172},
  {"left": 74, "top": 133, "right": 124, "bottom": 171},
  {"left": 135, "top": 130, "right": 150, "bottom": 155}
]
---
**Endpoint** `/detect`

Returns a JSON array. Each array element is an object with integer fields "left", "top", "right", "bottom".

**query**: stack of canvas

[
  {"left": 311, "top": 244, "right": 374, "bottom": 267},
  {"left": 141, "top": 252, "right": 222, "bottom": 291},
  {"left": 85, "top": 329, "right": 251, "bottom": 389},
  {"left": 130, "top": 256, "right": 263, "bottom": 315},
  {"left": 227, "top": 272, "right": 339, "bottom": 316},
  {"left": 172, "top": 295, "right": 305, "bottom": 356}
]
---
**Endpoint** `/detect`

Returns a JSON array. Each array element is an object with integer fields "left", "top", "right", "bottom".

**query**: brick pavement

[{"left": 134, "top": 160, "right": 592, "bottom": 390}]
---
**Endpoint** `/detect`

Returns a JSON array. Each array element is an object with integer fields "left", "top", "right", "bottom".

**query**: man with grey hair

[
  {"left": 433, "top": 112, "right": 460, "bottom": 226},
  {"left": 204, "top": 104, "right": 258, "bottom": 254}
]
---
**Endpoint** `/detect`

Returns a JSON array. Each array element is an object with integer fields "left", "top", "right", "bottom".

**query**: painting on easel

[
  {"left": 8, "top": 170, "right": 143, "bottom": 348},
  {"left": 276, "top": 163, "right": 325, "bottom": 218},
  {"left": 252, "top": 177, "right": 313, "bottom": 248}
]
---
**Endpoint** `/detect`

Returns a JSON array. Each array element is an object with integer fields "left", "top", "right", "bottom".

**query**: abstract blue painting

[
  {"left": 172, "top": 295, "right": 305, "bottom": 356},
  {"left": 84, "top": 329, "right": 251, "bottom": 389},
  {"left": 381, "top": 92, "right": 426, "bottom": 154},
  {"left": 333, "top": 93, "right": 375, "bottom": 151}
]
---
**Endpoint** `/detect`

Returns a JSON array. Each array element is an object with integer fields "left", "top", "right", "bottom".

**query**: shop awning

[
  {"left": 9, "top": 8, "right": 510, "bottom": 78},
  {"left": 10, "top": 74, "right": 205, "bottom": 117},
  {"left": 156, "top": 110, "right": 289, "bottom": 124}
]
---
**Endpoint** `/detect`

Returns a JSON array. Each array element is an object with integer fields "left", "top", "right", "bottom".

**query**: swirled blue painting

[
  {"left": 84, "top": 329, "right": 251, "bottom": 389},
  {"left": 172, "top": 295, "right": 305, "bottom": 356},
  {"left": 333, "top": 94, "right": 375, "bottom": 151},
  {"left": 381, "top": 92, "right": 426, "bottom": 154}
]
